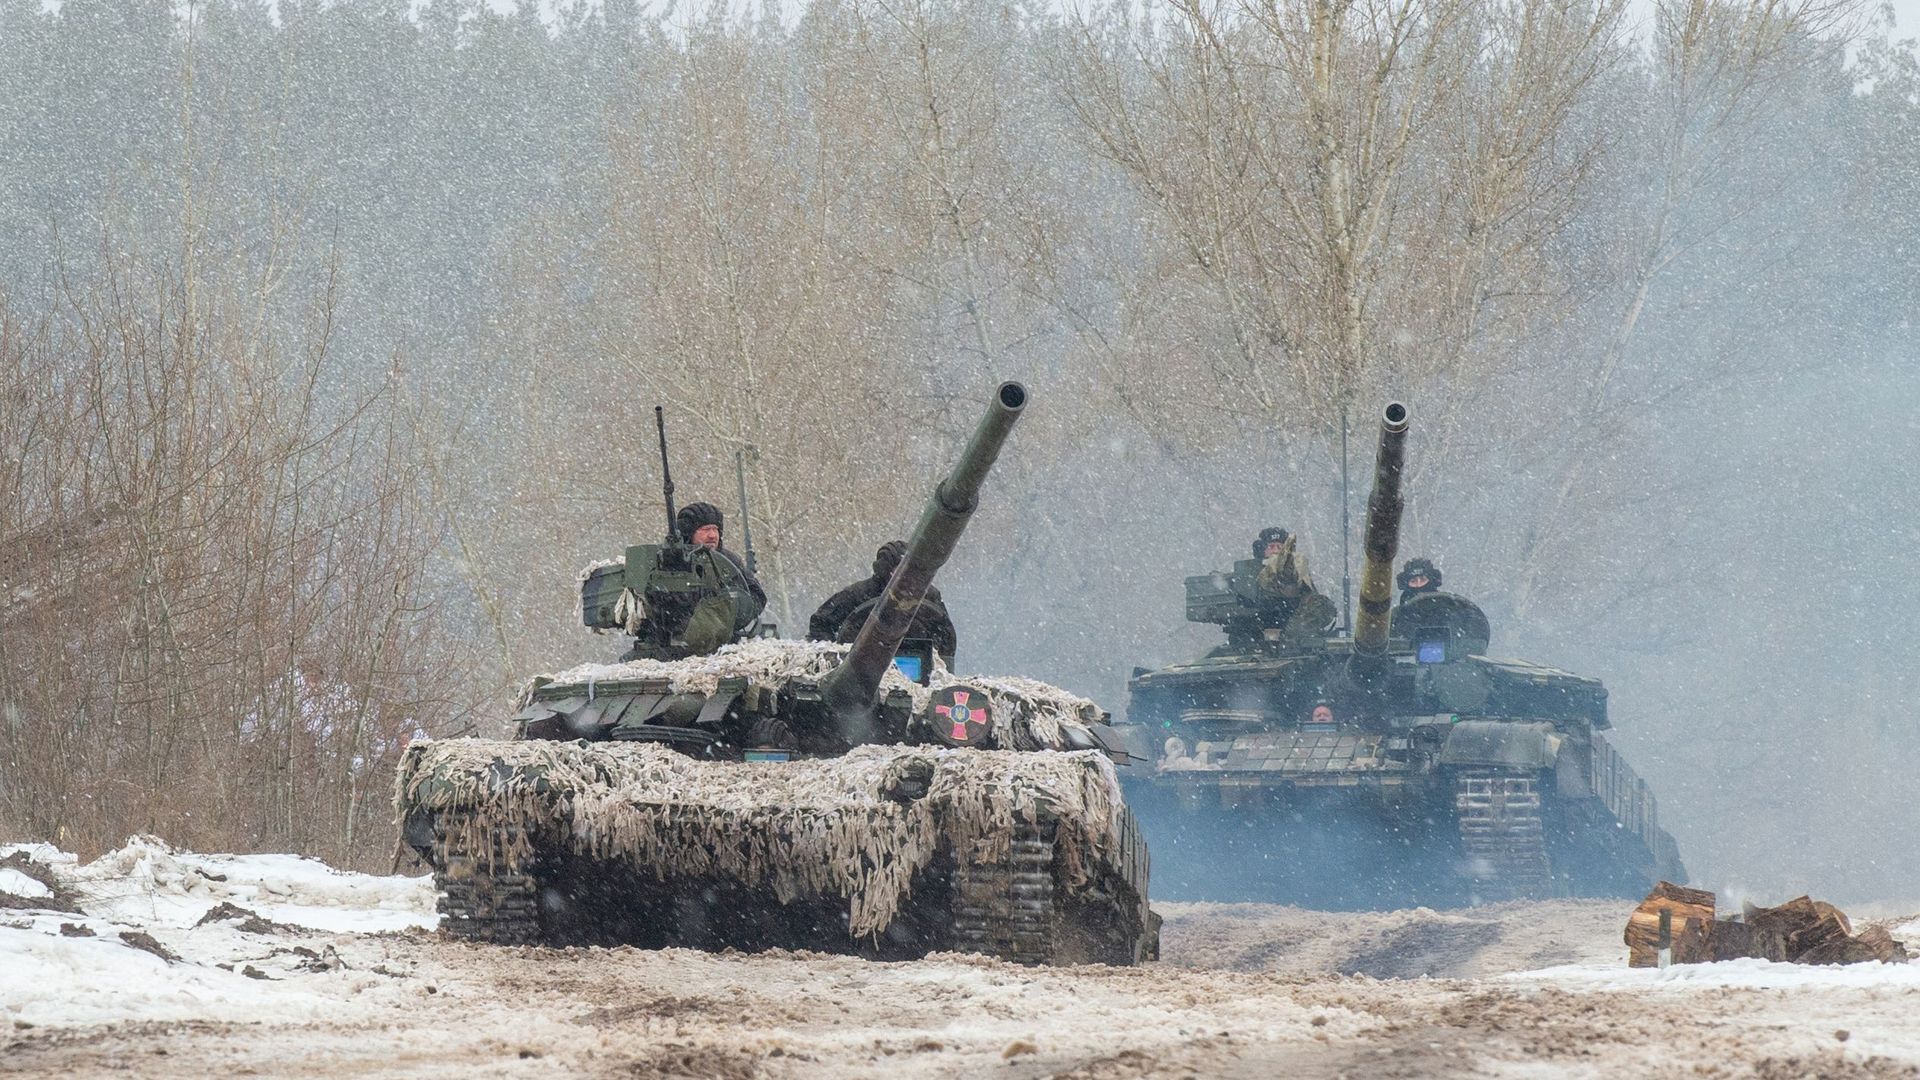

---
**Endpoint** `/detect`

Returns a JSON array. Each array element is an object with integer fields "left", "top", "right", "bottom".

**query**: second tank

[{"left": 1114, "top": 402, "right": 1687, "bottom": 909}]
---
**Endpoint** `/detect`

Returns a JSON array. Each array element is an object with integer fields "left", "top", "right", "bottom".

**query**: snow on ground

[
  {"left": 3, "top": 837, "right": 1919, "bottom": 1078},
  {"left": 0, "top": 838, "right": 437, "bottom": 1034},
  {"left": 4, "top": 836, "right": 435, "bottom": 933},
  {"left": 0, "top": 868, "right": 50, "bottom": 899}
]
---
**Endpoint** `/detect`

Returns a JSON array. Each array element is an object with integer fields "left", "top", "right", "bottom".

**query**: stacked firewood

[{"left": 1626, "top": 882, "right": 1911, "bottom": 967}]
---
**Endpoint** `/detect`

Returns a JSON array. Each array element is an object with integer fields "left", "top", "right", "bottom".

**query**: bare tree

[
  {"left": 0, "top": 250, "right": 459, "bottom": 868},
  {"left": 1502, "top": 0, "right": 1861, "bottom": 618}
]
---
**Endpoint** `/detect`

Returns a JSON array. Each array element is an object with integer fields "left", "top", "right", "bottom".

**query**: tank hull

[
  {"left": 1120, "top": 727, "right": 1685, "bottom": 909},
  {"left": 398, "top": 738, "right": 1158, "bottom": 965}
]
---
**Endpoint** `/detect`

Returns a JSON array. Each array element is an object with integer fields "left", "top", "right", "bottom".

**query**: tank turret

[{"left": 818, "top": 380, "right": 1027, "bottom": 743}]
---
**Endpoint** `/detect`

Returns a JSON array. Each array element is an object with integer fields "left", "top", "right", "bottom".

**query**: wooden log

[
  {"left": 1800, "top": 926, "right": 1911, "bottom": 966},
  {"left": 1786, "top": 912, "right": 1852, "bottom": 962},
  {"left": 1709, "top": 918, "right": 1755, "bottom": 962},
  {"left": 1745, "top": 896, "right": 1817, "bottom": 938},
  {"left": 1626, "top": 882, "right": 1716, "bottom": 967},
  {"left": 1814, "top": 901, "right": 1853, "bottom": 936},
  {"left": 1855, "top": 926, "right": 1911, "bottom": 964},
  {"left": 1632, "top": 889, "right": 1906, "bottom": 968},
  {"left": 1741, "top": 896, "right": 1855, "bottom": 962}
]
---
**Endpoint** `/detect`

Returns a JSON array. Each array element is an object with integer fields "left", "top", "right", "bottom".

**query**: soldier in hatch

[
  {"left": 671, "top": 501, "right": 768, "bottom": 654},
  {"left": 1251, "top": 526, "right": 1319, "bottom": 626},
  {"left": 808, "top": 539, "right": 958, "bottom": 667},
  {"left": 1396, "top": 557, "right": 1442, "bottom": 605}
]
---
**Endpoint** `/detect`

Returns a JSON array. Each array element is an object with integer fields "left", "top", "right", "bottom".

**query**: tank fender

[
  {"left": 1438, "top": 720, "right": 1560, "bottom": 770},
  {"left": 1100, "top": 723, "right": 1161, "bottom": 764}
]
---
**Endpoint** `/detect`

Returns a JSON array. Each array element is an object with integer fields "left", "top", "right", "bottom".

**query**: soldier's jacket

[
  {"left": 715, "top": 545, "right": 769, "bottom": 622},
  {"left": 1256, "top": 536, "right": 1315, "bottom": 600},
  {"left": 808, "top": 576, "right": 946, "bottom": 641},
  {"left": 808, "top": 575, "right": 955, "bottom": 664}
]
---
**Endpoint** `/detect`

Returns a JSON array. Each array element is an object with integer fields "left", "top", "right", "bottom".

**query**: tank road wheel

[
  {"left": 1454, "top": 767, "right": 1554, "bottom": 902},
  {"left": 432, "top": 816, "right": 542, "bottom": 944},
  {"left": 954, "top": 819, "right": 1057, "bottom": 965}
]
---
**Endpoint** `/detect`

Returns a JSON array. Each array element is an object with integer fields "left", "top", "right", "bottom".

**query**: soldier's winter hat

[
  {"left": 1254, "top": 526, "right": 1291, "bottom": 559},
  {"left": 676, "top": 501, "right": 724, "bottom": 542},
  {"left": 872, "top": 540, "right": 908, "bottom": 581},
  {"left": 1396, "top": 557, "right": 1441, "bottom": 592}
]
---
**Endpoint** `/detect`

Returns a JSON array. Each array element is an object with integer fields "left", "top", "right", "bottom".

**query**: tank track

[
  {"left": 1454, "top": 767, "right": 1553, "bottom": 902},
  {"left": 951, "top": 813, "right": 1159, "bottom": 966},
  {"left": 954, "top": 819, "right": 1057, "bottom": 964},
  {"left": 432, "top": 815, "right": 543, "bottom": 944},
  {"left": 422, "top": 808, "right": 1158, "bottom": 964}
]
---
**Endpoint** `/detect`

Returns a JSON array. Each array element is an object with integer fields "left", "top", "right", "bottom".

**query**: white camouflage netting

[
  {"left": 396, "top": 738, "right": 1126, "bottom": 937},
  {"left": 516, "top": 639, "right": 1107, "bottom": 752}
]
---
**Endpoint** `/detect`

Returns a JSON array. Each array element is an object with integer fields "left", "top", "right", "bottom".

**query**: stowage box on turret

[
  {"left": 1114, "top": 402, "right": 1687, "bottom": 909},
  {"left": 397, "top": 383, "right": 1159, "bottom": 965}
]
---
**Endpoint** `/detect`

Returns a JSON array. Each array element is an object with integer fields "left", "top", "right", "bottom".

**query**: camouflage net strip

[
  {"left": 396, "top": 738, "right": 1124, "bottom": 937},
  {"left": 519, "top": 639, "right": 1105, "bottom": 751},
  {"left": 951, "top": 674, "right": 1105, "bottom": 751}
]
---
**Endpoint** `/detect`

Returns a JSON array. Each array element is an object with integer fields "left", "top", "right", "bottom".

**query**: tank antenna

[
  {"left": 734, "top": 448, "right": 757, "bottom": 574},
  {"left": 655, "top": 405, "right": 678, "bottom": 543},
  {"left": 1340, "top": 402, "right": 1352, "bottom": 636}
]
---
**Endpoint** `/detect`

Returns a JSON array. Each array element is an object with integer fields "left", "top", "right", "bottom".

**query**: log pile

[{"left": 1627, "top": 882, "right": 1911, "bottom": 967}]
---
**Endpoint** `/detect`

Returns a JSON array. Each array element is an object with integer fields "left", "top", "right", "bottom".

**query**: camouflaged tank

[
  {"left": 397, "top": 383, "right": 1159, "bottom": 965},
  {"left": 1114, "top": 403, "right": 1687, "bottom": 909}
]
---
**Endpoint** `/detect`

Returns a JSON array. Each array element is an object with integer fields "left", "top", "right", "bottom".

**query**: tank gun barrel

[
  {"left": 818, "top": 381, "right": 1029, "bottom": 742},
  {"left": 1352, "top": 402, "right": 1409, "bottom": 665}
]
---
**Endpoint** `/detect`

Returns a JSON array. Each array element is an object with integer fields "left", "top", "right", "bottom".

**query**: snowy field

[{"left": 3, "top": 838, "right": 1918, "bottom": 1078}]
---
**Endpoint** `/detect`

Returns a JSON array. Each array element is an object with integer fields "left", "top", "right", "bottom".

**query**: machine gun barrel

[
  {"left": 734, "top": 449, "right": 757, "bottom": 575},
  {"left": 818, "top": 381, "right": 1029, "bottom": 742},
  {"left": 655, "top": 406, "right": 679, "bottom": 544},
  {"left": 1352, "top": 402, "right": 1409, "bottom": 662}
]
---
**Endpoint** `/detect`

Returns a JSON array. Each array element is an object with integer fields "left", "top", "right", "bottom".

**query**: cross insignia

[{"left": 931, "top": 686, "right": 992, "bottom": 746}]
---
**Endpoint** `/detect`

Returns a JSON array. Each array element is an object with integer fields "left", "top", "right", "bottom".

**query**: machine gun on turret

[{"left": 577, "top": 406, "right": 765, "bottom": 658}]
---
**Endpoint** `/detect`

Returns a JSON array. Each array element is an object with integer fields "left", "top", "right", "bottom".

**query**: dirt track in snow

[{"left": 6, "top": 900, "right": 1920, "bottom": 1079}]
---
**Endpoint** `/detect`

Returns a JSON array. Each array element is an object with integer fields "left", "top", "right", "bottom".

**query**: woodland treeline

[{"left": 0, "top": 0, "right": 1914, "bottom": 894}]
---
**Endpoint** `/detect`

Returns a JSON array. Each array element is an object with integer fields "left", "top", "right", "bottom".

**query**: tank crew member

[
  {"left": 1252, "top": 526, "right": 1319, "bottom": 620},
  {"left": 1305, "top": 699, "right": 1337, "bottom": 726},
  {"left": 808, "top": 540, "right": 957, "bottom": 665},
  {"left": 1396, "top": 557, "right": 1442, "bottom": 605},
  {"left": 674, "top": 501, "right": 767, "bottom": 647}
]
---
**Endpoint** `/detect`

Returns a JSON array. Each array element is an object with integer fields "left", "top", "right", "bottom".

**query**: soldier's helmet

[
  {"left": 1253, "top": 526, "right": 1291, "bottom": 560},
  {"left": 872, "top": 540, "right": 908, "bottom": 580},
  {"left": 1396, "top": 557, "right": 1441, "bottom": 594},
  {"left": 676, "top": 502, "right": 724, "bottom": 543}
]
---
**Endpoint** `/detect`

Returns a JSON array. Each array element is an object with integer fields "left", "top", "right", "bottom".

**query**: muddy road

[{"left": 7, "top": 898, "right": 1919, "bottom": 1079}]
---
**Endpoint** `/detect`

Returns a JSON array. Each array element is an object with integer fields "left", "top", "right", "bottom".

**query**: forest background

[{"left": 0, "top": 0, "right": 1914, "bottom": 902}]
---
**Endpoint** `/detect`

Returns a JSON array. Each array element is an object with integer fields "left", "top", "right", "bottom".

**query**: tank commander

[
  {"left": 674, "top": 501, "right": 767, "bottom": 649},
  {"left": 1252, "top": 526, "right": 1319, "bottom": 622},
  {"left": 808, "top": 540, "right": 958, "bottom": 666},
  {"left": 1396, "top": 557, "right": 1442, "bottom": 604}
]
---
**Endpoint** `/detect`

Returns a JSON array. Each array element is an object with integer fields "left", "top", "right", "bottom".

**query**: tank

[
  {"left": 1114, "top": 402, "right": 1687, "bottom": 909},
  {"left": 397, "top": 382, "right": 1159, "bottom": 965}
]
